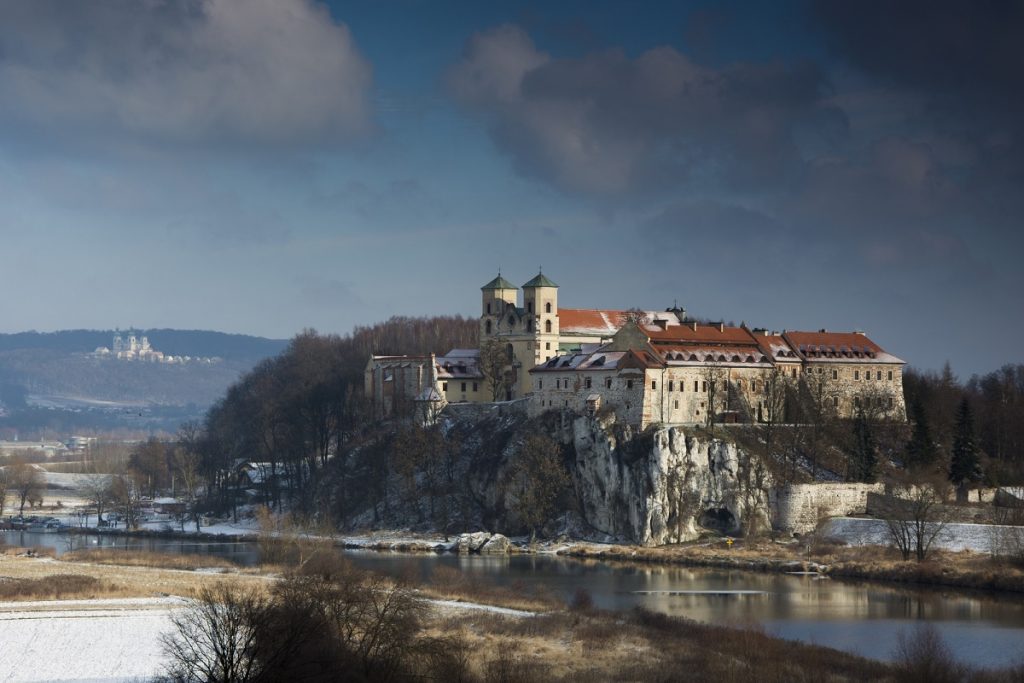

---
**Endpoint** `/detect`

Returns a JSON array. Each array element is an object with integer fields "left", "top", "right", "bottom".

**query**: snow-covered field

[
  {"left": 0, "top": 598, "right": 182, "bottom": 682},
  {"left": 822, "top": 517, "right": 1018, "bottom": 553}
]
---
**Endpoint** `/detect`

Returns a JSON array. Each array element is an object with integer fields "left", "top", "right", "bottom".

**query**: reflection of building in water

[{"left": 92, "top": 331, "right": 219, "bottom": 364}]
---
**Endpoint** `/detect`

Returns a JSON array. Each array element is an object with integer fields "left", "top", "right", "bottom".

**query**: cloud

[
  {"left": 0, "top": 0, "right": 373, "bottom": 148},
  {"left": 446, "top": 24, "right": 843, "bottom": 195}
]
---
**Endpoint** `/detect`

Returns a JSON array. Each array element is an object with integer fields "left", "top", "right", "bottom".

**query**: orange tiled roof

[
  {"left": 559, "top": 308, "right": 629, "bottom": 335},
  {"left": 645, "top": 323, "right": 757, "bottom": 345}
]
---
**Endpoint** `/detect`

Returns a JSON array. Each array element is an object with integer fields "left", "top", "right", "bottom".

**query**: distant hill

[
  {"left": 0, "top": 329, "right": 289, "bottom": 435},
  {"left": 0, "top": 329, "right": 288, "bottom": 362}
]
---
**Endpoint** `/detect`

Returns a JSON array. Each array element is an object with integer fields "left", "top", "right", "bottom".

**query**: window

[
  {"left": 461, "top": 382, "right": 467, "bottom": 392},
  {"left": 652, "top": 380, "right": 657, "bottom": 390},
  {"left": 556, "top": 379, "right": 560, "bottom": 389},
  {"left": 694, "top": 380, "right": 699, "bottom": 392},
  {"left": 545, "top": 302, "right": 552, "bottom": 314},
  {"left": 585, "top": 378, "right": 592, "bottom": 389},
  {"left": 545, "top": 342, "right": 551, "bottom": 350},
  {"left": 626, "top": 379, "right": 634, "bottom": 389},
  {"left": 833, "top": 396, "right": 839, "bottom": 408},
  {"left": 752, "top": 380, "right": 758, "bottom": 392},
  {"left": 888, "top": 370, "right": 893, "bottom": 381},
  {"left": 888, "top": 397, "right": 894, "bottom": 408},
  {"left": 487, "top": 303, "right": 491, "bottom": 314},
  {"left": 791, "top": 368, "right": 797, "bottom": 378},
  {"left": 485, "top": 320, "right": 492, "bottom": 334},
  {"left": 508, "top": 316, "right": 515, "bottom": 328},
  {"left": 527, "top": 302, "right": 533, "bottom": 313},
  {"left": 854, "top": 370, "right": 860, "bottom": 380},
  {"left": 702, "top": 381, "right": 707, "bottom": 392},
  {"left": 674, "top": 400, "right": 679, "bottom": 409},
  {"left": 527, "top": 320, "right": 533, "bottom": 332},
  {"left": 668, "top": 380, "right": 674, "bottom": 392},
  {"left": 817, "top": 367, "right": 823, "bottom": 374},
  {"left": 442, "top": 382, "right": 448, "bottom": 391},
  {"left": 854, "top": 397, "right": 861, "bottom": 407},
  {"left": 507, "top": 344, "right": 514, "bottom": 362},
  {"left": 877, "top": 371, "right": 882, "bottom": 380},
  {"left": 472, "top": 382, "right": 478, "bottom": 392},
  {"left": 538, "top": 380, "right": 543, "bottom": 389},
  {"left": 832, "top": 370, "right": 838, "bottom": 380},
  {"left": 545, "top": 320, "right": 552, "bottom": 333},
  {"left": 605, "top": 377, "right": 612, "bottom": 389}
]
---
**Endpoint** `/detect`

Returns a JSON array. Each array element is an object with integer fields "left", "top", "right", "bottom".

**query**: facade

[{"left": 365, "top": 272, "right": 907, "bottom": 427}]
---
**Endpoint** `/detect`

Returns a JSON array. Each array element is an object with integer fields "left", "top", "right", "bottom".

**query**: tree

[
  {"left": 949, "top": 397, "right": 982, "bottom": 502},
  {"left": 8, "top": 460, "right": 43, "bottom": 517},
  {"left": 478, "top": 339, "right": 512, "bottom": 401},
  {"left": 905, "top": 398, "right": 938, "bottom": 470},
  {"left": 884, "top": 475, "right": 951, "bottom": 562},
  {"left": 848, "top": 408, "right": 878, "bottom": 483},
  {"left": 504, "top": 434, "right": 570, "bottom": 543},
  {"left": 701, "top": 361, "right": 727, "bottom": 432},
  {"left": 160, "top": 584, "right": 268, "bottom": 683},
  {"left": 82, "top": 474, "right": 114, "bottom": 528}
]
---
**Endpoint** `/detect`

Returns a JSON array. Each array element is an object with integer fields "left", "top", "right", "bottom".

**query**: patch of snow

[
  {"left": 822, "top": 517, "right": 1016, "bottom": 554},
  {"left": 427, "top": 599, "right": 535, "bottom": 618}
]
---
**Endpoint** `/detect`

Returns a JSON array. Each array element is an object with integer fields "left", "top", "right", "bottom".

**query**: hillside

[{"left": 0, "top": 329, "right": 288, "bottom": 436}]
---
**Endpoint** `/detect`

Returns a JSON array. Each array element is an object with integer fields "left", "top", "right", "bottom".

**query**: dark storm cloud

[
  {"left": 0, "top": 0, "right": 374, "bottom": 148},
  {"left": 447, "top": 24, "right": 844, "bottom": 195}
]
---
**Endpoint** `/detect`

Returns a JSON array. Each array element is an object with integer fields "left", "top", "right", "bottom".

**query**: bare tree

[
  {"left": 82, "top": 474, "right": 114, "bottom": 528},
  {"left": 478, "top": 339, "right": 511, "bottom": 401},
  {"left": 173, "top": 446, "right": 204, "bottom": 532},
  {"left": 701, "top": 360, "right": 727, "bottom": 432},
  {"left": 884, "top": 474, "right": 951, "bottom": 562},
  {"left": 8, "top": 460, "right": 43, "bottom": 517},
  {"left": 504, "top": 434, "right": 570, "bottom": 543},
  {"left": 160, "top": 584, "right": 268, "bottom": 683}
]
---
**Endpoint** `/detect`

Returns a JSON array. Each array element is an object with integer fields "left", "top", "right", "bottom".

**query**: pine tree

[
  {"left": 850, "top": 409, "right": 878, "bottom": 482},
  {"left": 904, "top": 398, "right": 937, "bottom": 469},
  {"left": 949, "top": 397, "right": 982, "bottom": 500}
]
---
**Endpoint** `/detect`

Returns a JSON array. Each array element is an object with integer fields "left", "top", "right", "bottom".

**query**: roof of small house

[{"left": 782, "top": 330, "right": 904, "bottom": 364}]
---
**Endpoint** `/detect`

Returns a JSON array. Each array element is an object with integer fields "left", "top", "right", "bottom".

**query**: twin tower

[{"left": 479, "top": 272, "right": 561, "bottom": 400}]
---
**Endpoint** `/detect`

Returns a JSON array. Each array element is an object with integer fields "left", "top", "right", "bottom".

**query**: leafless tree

[
  {"left": 160, "top": 584, "right": 268, "bottom": 683},
  {"left": 701, "top": 360, "right": 727, "bottom": 432},
  {"left": 7, "top": 460, "right": 43, "bottom": 517},
  {"left": 82, "top": 474, "right": 114, "bottom": 528},
  {"left": 478, "top": 338, "right": 512, "bottom": 401},
  {"left": 504, "top": 434, "right": 570, "bottom": 543},
  {"left": 884, "top": 474, "right": 951, "bottom": 562}
]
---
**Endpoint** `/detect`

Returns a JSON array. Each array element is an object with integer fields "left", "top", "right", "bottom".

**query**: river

[{"left": 5, "top": 530, "right": 1024, "bottom": 668}]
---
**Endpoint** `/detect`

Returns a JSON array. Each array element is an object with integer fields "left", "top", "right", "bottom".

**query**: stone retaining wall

[{"left": 771, "top": 483, "right": 884, "bottom": 534}]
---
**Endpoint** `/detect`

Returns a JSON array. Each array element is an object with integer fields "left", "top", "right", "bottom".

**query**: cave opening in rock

[{"left": 699, "top": 507, "right": 737, "bottom": 534}]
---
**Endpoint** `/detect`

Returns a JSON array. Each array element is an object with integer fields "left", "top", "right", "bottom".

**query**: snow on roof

[
  {"left": 443, "top": 348, "right": 480, "bottom": 358},
  {"left": 783, "top": 331, "right": 904, "bottom": 364}
]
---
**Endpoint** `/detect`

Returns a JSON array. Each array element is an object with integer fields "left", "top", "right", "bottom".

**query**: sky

[{"left": 0, "top": 0, "right": 1020, "bottom": 378}]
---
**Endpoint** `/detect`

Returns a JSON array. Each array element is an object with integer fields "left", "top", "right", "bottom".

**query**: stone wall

[
  {"left": 771, "top": 483, "right": 884, "bottom": 534},
  {"left": 443, "top": 397, "right": 530, "bottom": 422}
]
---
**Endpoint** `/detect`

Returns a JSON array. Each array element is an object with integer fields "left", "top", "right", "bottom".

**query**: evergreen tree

[
  {"left": 950, "top": 397, "right": 982, "bottom": 499},
  {"left": 850, "top": 409, "right": 878, "bottom": 482},
  {"left": 905, "top": 398, "right": 937, "bottom": 469}
]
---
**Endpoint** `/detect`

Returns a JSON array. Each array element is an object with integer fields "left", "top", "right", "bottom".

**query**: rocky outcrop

[
  {"left": 455, "top": 532, "right": 510, "bottom": 554},
  {"left": 572, "top": 416, "right": 771, "bottom": 546}
]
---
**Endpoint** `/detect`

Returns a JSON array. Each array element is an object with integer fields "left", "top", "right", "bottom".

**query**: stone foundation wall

[{"left": 771, "top": 482, "right": 884, "bottom": 534}]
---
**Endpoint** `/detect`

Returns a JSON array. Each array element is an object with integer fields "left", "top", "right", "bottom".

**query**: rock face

[
  {"left": 572, "top": 416, "right": 771, "bottom": 546},
  {"left": 455, "top": 531, "right": 510, "bottom": 554}
]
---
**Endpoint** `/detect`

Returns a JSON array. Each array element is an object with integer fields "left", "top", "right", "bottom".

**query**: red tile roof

[
  {"left": 645, "top": 323, "right": 757, "bottom": 345},
  {"left": 559, "top": 308, "right": 629, "bottom": 335}
]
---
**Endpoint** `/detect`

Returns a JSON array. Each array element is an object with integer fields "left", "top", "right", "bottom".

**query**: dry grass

[
  {"left": 562, "top": 539, "right": 1024, "bottom": 594},
  {"left": 0, "top": 574, "right": 122, "bottom": 601},
  {"left": 0, "top": 552, "right": 271, "bottom": 600},
  {"left": 419, "top": 565, "right": 561, "bottom": 612},
  {"left": 60, "top": 549, "right": 240, "bottom": 572}
]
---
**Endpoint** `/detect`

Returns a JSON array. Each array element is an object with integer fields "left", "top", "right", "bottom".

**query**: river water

[{"left": 6, "top": 530, "right": 1024, "bottom": 668}]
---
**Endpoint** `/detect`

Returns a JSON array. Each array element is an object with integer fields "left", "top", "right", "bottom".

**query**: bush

[{"left": 893, "top": 625, "right": 964, "bottom": 683}]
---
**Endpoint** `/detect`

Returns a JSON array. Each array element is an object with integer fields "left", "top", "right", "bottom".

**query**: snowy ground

[
  {"left": 822, "top": 517, "right": 1019, "bottom": 553},
  {"left": 0, "top": 598, "right": 183, "bottom": 683}
]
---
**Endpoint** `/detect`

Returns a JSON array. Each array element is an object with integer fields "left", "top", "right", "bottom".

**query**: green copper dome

[
  {"left": 481, "top": 274, "right": 518, "bottom": 290},
  {"left": 523, "top": 272, "right": 558, "bottom": 288}
]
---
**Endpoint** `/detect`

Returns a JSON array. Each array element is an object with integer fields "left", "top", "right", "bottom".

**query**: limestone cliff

[{"left": 571, "top": 415, "right": 772, "bottom": 546}]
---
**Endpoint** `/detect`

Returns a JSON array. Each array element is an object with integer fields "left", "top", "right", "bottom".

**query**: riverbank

[{"left": 560, "top": 539, "right": 1024, "bottom": 594}]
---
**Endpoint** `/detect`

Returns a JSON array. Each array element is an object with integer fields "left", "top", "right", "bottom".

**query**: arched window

[
  {"left": 487, "top": 303, "right": 491, "bottom": 314},
  {"left": 485, "top": 320, "right": 492, "bottom": 334},
  {"left": 545, "top": 302, "right": 552, "bottom": 314},
  {"left": 545, "top": 320, "right": 552, "bottom": 333}
]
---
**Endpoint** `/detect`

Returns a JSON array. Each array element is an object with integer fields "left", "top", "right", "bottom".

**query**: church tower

[
  {"left": 480, "top": 272, "right": 518, "bottom": 340},
  {"left": 523, "top": 271, "right": 559, "bottom": 361}
]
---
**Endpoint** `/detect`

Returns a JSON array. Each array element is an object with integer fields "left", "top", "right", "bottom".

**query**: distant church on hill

[{"left": 365, "top": 272, "right": 906, "bottom": 427}]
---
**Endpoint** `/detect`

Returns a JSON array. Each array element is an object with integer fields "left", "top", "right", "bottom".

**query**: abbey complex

[{"left": 366, "top": 273, "right": 906, "bottom": 427}]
